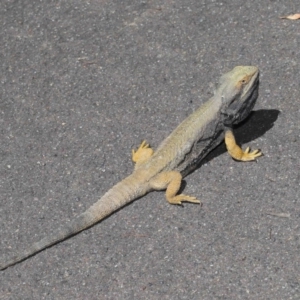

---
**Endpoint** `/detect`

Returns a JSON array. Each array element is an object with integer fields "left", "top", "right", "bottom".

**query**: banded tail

[{"left": 0, "top": 173, "right": 149, "bottom": 270}]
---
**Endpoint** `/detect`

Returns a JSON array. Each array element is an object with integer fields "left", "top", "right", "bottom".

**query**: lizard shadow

[{"left": 180, "top": 108, "right": 280, "bottom": 188}]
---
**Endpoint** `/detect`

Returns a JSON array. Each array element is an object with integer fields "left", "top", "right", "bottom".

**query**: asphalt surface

[{"left": 0, "top": 1, "right": 299, "bottom": 299}]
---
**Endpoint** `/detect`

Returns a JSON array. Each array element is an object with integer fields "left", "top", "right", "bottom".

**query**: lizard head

[{"left": 217, "top": 66, "right": 259, "bottom": 126}]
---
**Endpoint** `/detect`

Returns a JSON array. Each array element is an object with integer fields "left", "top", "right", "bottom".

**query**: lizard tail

[{"left": 0, "top": 173, "right": 149, "bottom": 270}]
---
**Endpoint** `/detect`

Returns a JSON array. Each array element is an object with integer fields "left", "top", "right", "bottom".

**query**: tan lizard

[{"left": 0, "top": 66, "right": 262, "bottom": 270}]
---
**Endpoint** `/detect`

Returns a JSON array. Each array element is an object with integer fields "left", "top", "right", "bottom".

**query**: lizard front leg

[
  {"left": 132, "top": 140, "right": 154, "bottom": 166},
  {"left": 225, "top": 128, "right": 262, "bottom": 161},
  {"left": 150, "top": 171, "right": 201, "bottom": 205}
]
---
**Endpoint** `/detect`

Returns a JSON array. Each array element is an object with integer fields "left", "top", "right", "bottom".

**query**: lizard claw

[{"left": 244, "top": 147, "right": 250, "bottom": 154}]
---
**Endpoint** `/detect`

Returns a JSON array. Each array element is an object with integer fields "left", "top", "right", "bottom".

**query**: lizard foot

[
  {"left": 132, "top": 140, "right": 154, "bottom": 164},
  {"left": 239, "top": 147, "right": 262, "bottom": 161},
  {"left": 167, "top": 194, "right": 201, "bottom": 205}
]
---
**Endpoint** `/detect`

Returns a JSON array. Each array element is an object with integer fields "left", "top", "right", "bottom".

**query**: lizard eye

[{"left": 240, "top": 75, "right": 251, "bottom": 85}]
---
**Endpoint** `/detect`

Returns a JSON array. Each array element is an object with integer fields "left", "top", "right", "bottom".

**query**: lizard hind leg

[
  {"left": 132, "top": 140, "right": 154, "bottom": 165},
  {"left": 150, "top": 171, "right": 201, "bottom": 205}
]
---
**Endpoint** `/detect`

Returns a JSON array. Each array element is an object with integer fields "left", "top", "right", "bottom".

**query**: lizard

[{"left": 0, "top": 65, "right": 262, "bottom": 270}]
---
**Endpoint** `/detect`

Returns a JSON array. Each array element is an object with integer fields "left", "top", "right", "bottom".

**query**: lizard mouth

[
  {"left": 232, "top": 72, "right": 259, "bottom": 124},
  {"left": 241, "top": 69, "right": 259, "bottom": 100},
  {"left": 239, "top": 77, "right": 259, "bottom": 121}
]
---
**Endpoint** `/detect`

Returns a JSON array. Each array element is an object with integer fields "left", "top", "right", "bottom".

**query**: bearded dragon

[{"left": 0, "top": 66, "right": 262, "bottom": 270}]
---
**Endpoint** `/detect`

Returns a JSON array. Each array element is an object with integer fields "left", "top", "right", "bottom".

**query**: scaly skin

[{"left": 0, "top": 66, "right": 262, "bottom": 270}]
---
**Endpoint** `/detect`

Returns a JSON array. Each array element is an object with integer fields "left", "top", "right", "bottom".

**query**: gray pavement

[{"left": 0, "top": 1, "right": 299, "bottom": 299}]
